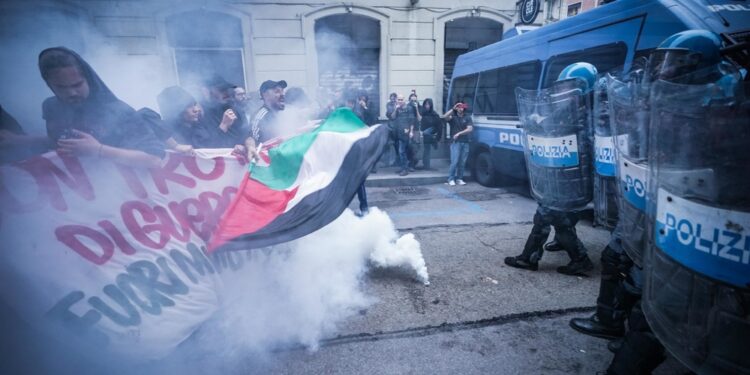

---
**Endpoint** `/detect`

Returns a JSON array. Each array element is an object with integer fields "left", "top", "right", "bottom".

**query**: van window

[
  {"left": 449, "top": 74, "right": 478, "bottom": 109},
  {"left": 474, "top": 61, "right": 541, "bottom": 116},
  {"left": 544, "top": 42, "right": 628, "bottom": 87}
]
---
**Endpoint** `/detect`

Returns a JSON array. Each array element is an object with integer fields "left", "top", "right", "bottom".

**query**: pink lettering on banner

[
  {"left": 1, "top": 152, "right": 240, "bottom": 265},
  {"left": 0, "top": 155, "right": 94, "bottom": 214},
  {"left": 0, "top": 153, "right": 230, "bottom": 218},
  {"left": 55, "top": 224, "right": 115, "bottom": 265},
  {"left": 57, "top": 186, "right": 238, "bottom": 265},
  {"left": 150, "top": 154, "right": 226, "bottom": 195},
  {"left": 115, "top": 164, "right": 149, "bottom": 199},
  {"left": 122, "top": 201, "right": 172, "bottom": 250}
]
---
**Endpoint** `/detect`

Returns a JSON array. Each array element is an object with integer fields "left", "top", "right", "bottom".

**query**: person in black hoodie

[
  {"left": 199, "top": 75, "right": 248, "bottom": 149},
  {"left": 419, "top": 98, "right": 443, "bottom": 170},
  {"left": 155, "top": 85, "right": 216, "bottom": 154},
  {"left": 38, "top": 47, "right": 165, "bottom": 167}
]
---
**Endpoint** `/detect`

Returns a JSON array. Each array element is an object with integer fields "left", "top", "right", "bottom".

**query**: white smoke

[
  {"left": 366, "top": 210, "right": 430, "bottom": 285},
  {"left": 194, "top": 207, "right": 428, "bottom": 359}
]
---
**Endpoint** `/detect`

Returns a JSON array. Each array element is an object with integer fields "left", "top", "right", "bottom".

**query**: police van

[{"left": 448, "top": 0, "right": 750, "bottom": 186}]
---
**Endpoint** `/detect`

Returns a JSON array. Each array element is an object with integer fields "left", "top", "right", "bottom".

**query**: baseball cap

[{"left": 259, "top": 80, "right": 287, "bottom": 95}]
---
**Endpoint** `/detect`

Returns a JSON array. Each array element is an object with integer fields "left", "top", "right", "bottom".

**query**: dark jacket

[
  {"left": 393, "top": 105, "right": 417, "bottom": 141},
  {"left": 448, "top": 112, "right": 473, "bottom": 143},
  {"left": 198, "top": 101, "right": 248, "bottom": 148},
  {"left": 40, "top": 47, "right": 165, "bottom": 158},
  {"left": 155, "top": 86, "right": 201, "bottom": 146},
  {"left": 419, "top": 99, "right": 443, "bottom": 141}
]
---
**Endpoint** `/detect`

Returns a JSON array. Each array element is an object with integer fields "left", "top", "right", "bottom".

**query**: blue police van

[{"left": 448, "top": 0, "right": 750, "bottom": 186}]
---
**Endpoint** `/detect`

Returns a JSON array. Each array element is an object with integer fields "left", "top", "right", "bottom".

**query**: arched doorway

[
  {"left": 0, "top": 6, "right": 86, "bottom": 134},
  {"left": 314, "top": 14, "right": 381, "bottom": 116},
  {"left": 442, "top": 17, "right": 503, "bottom": 109},
  {"left": 165, "top": 10, "right": 247, "bottom": 90}
]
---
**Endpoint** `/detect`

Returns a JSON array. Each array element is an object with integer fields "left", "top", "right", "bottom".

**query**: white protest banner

[{"left": 0, "top": 150, "right": 252, "bottom": 360}]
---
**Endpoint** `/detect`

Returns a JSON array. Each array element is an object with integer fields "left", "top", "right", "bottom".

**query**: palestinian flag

[{"left": 208, "top": 108, "right": 388, "bottom": 252}]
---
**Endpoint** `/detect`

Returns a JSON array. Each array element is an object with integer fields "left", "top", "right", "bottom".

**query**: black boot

[
  {"left": 607, "top": 338, "right": 623, "bottom": 353},
  {"left": 557, "top": 255, "right": 593, "bottom": 276},
  {"left": 543, "top": 240, "right": 565, "bottom": 252},
  {"left": 504, "top": 256, "right": 539, "bottom": 271},
  {"left": 569, "top": 313, "right": 625, "bottom": 339}
]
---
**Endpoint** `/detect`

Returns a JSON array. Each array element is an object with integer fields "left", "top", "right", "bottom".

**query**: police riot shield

[
  {"left": 643, "top": 78, "right": 750, "bottom": 375},
  {"left": 593, "top": 76, "right": 618, "bottom": 230},
  {"left": 607, "top": 75, "right": 650, "bottom": 266},
  {"left": 516, "top": 79, "right": 593, "bottom": 211}
]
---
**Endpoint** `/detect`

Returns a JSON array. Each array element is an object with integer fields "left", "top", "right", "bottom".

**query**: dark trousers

[
  {"left": 596, "top": 235, "right": 641, "bottom": 327},
  {"left": 519, "top": 205, "right": 587, "bottom": 263},
  {"left": 422, "top": 128, "right": 436, "bottom": 169},
  {"left": 356, "top": 183, "right": 368, "bottom": 212},
  {"left": 397, "top": 138, "right": 411, "bottom": 171}
]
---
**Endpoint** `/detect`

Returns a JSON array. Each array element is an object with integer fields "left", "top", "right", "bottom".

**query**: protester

[
  {"left": 355, "top": 92, "right": 376, "bottom": 126},
  {"left": 232, "top": 85, "right": 252, "bottom": 124},
  {"left": 199, "top": 75, "right": 247, "bottom": 148},
  {"left": 385, "top": 92, "right": 399, "bottom": 168},
  {"left": 419, "top": 98, "right": 443, "bottom": 170},
  {"left": 343, "top": 95, "right": 370, "bottom": 216},
  {"left": 233, "top": 86, "right": 248, "bottom": 107},
  {"left": 407, "top": 92, "right": 423, "bottom": 169},
  {"left": 443, "top": 102, "right": 473, "bottom": 185},
  {"left": 38, "top": 47, "right": 164, "bottom": 167},
  {"left": 155, "top": 85, "right": 212, "bottom": 153},
  {"left": 245, "top": 79, "right": 287, "bottom": 161},
  {"left": 392, "top": 94, "right": 417, "bottom": 176},
  {"left": 408, "top": 91, "right": 423, "bottom": 123}
]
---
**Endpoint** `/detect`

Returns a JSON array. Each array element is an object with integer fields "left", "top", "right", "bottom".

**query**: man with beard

[
  {"left": 244, "top": 80, "right": 286, "bottom": 161},
  {"left": 199, "top": 75, "right": 248, "bottom": 148},
  {"left": 38, "top": 47, "right": 164, "bottom": 167}
]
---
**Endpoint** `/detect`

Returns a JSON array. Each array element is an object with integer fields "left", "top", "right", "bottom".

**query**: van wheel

[{"left": 473, "top": 151, "right": 498, "bottom": 187}]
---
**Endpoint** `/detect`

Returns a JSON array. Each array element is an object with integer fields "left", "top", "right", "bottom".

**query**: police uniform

[{"left": 505, "top": 63, "right": 597, "bottom": 276}]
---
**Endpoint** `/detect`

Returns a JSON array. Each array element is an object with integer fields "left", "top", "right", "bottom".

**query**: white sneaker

[
  {"left": 457, "top": 179, "right": 467, "bottom": 185},
  {"left": 447, "top": 180, "right": 456, "bottom": 186}
]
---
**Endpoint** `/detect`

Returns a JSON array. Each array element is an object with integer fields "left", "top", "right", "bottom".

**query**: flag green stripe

[{"left": 251, "top": 108, "right": 366, "bottom": 190}]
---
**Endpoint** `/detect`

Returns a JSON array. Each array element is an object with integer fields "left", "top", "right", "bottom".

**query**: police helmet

[
  {"left": 557, "top": 62, "right": 598, "bottom": 91},
  {"left": 650, "top": 29, "right": 723, "bottom": 81}
]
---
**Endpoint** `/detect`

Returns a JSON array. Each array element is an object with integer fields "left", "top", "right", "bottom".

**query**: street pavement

[{"left": 208, "top": 180, "right": 689, "bottom": 374}]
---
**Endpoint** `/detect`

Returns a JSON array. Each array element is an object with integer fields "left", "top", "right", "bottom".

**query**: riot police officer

[
  {"left": 639, "top": 29, "right": 749, "bottom": 375},
  {"left": 504, "top": 62, "right": 597, "bottom": 276},
  {"left": 568, "top": 61, "right": 651, "bottom": 342},
  {"left": 584, "top": 30, "right": 749, "bottom": 375}
]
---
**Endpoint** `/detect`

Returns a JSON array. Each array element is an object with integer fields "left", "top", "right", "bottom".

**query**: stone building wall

[{"left": 1, "top": 0, "right": 562, "bottom": 130}]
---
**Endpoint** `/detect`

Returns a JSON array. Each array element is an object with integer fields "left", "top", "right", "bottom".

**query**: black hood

[
  {"left": 421, "top": 98, "right": 437, "bottom": 115},
  {"left": 157, "top": 86, "right": 196, "bottom": 122},
  {"left": 38, "top": 46, "right": 118, "bottom": 105}
]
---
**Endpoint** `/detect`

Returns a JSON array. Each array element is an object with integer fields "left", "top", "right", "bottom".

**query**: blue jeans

[
  {"left": 398, "top": 138, "right": 410, "bottom": 171},
  {"left": 448, "top": 142, "right": 469, "bottom": 181}
]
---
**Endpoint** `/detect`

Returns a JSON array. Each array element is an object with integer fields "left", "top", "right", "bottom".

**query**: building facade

[{"left": 1, "top": 0, "right": 567, "bottom": 131}]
